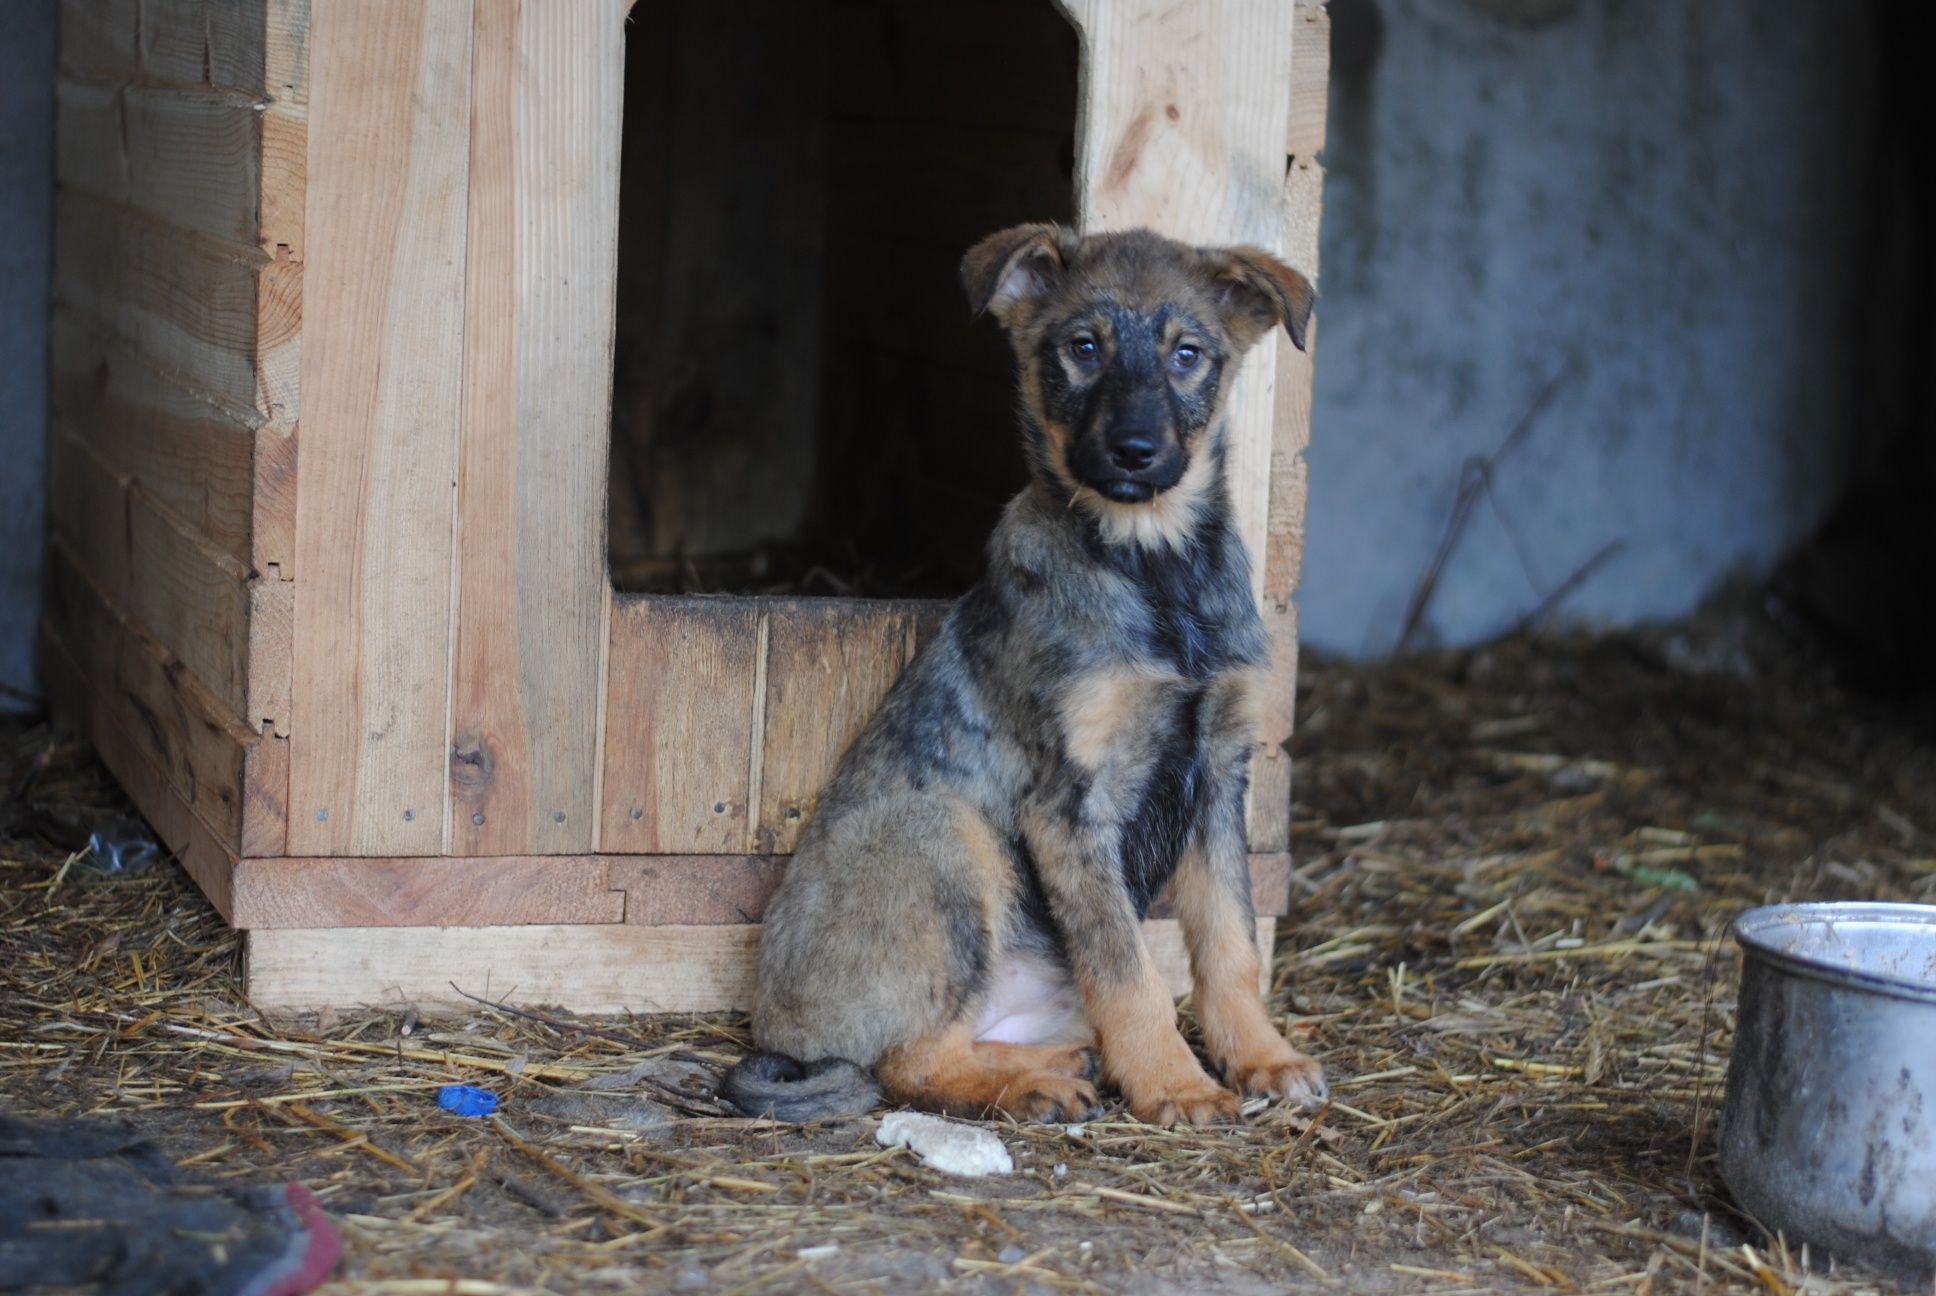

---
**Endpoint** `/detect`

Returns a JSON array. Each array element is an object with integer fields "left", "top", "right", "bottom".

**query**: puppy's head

[{"left": 961, "top": 224, "right": 1313, "bottom": 517}]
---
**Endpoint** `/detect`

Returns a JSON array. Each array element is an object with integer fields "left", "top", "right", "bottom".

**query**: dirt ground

[{"left": 3, "top": 624, "right": 1933, "bottom": 1295}]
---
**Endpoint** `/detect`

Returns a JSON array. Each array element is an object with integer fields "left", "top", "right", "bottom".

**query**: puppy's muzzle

[{"left": 1083, "top": 422, "right": 1183, "bottom": 503}]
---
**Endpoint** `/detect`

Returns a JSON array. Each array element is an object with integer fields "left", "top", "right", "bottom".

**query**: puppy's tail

[{"left": 718, "top": 1052, "right": 881, "bottom": 1121}]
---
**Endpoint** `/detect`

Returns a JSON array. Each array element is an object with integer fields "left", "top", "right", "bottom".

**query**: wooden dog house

[{"left": 44, "top": 0, "right": 1329, "bottom": 1012}]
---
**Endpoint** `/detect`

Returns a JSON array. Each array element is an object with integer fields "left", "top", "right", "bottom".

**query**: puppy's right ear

[{"left": 961, "top": 224, "right": 1065, "bottom": 324}]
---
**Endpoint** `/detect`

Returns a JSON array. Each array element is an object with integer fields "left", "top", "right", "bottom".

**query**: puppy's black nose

[{"left": 1109, "top": 429, "right": 1158, "bottom": 472}]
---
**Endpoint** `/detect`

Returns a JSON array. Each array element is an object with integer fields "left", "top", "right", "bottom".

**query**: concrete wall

[
  {"left": 1301, "top": 0, "right": 1877, "bottom": 654},
  {"left": 0, "top": 1, "right": 55, "bottom": 709}
]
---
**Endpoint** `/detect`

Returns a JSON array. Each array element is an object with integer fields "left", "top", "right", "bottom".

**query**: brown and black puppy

[{"left": 720, "top": 224, "right": 1326, "bottom": 1127}]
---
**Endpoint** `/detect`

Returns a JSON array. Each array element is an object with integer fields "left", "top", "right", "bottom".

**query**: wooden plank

[
  {"left": 42, "top": 430, "right": 272, "bottom": 774},
  {"left": 231, "top": 858, "right": 624, "bottom": 929},
  {"left": 139, "top": 0, "right": 270, "bottom": 94},
  {"left": 40, "top": 624, "right": 240, "bottom": 923},
  {"left": 256, "top": 3, "right": 307, "bottom": 569},
  {"left": 41, "top": 539, "right": 276, "bottom": 857},
  {"left": 116, "top": 847, "right": 1285, "bottom": 930},
  {"left": 1061, "top": 1, "right": 1295, "bottom": 245},
  {"left": 261, "top": 0, "right": 309, "bottom": 263},
  {"left": 122, "top": 87, "right": 265, "bottom": 246},
  {"left": 1248, "top": 730, "right": 1292, "bottom": 856},
  {"left": 599, "top": 597, "right": 760, "bottom": 854},
  {"left": 448, "top": 0, "right": 621, "bottom": 856},
  {"left": 45, "top": 423, "right": 132, "bottom": 611},
  {"left": 289, "top": 0, "right": 474, "bottom": 856},
  {"left": 252, "top": 237, "right": 303, "bottom": 471},
  {"left": 756, "top": 601, "right": 916, "bottom": 854},
  {"left": 55, "top": 81, "right": 132, "bottom": 207},
  {"left": 1252, "top": 162, "right": 1325, "bottom": 852},
  {"left": 243, "top": 917, "right": 1270, "bottom": 1013},
  {"left": 1253, "top": 328, "right": 1317, "bottom": 853},
  {"left": 1283, "top": 157, "right": 1324, "bottom": 288},
  {"left": 53, "top": 193, "right": 269, "bottom": 416},
  {"left": 56, "top": 80, "right": 266, "bottom": 248},
  {"left": 241, "top": 728, "right": 290, "bottom": 858},
  {"left": 50, "top": 301, "right": 297, "bottom": 594},
  {"left": 259, "top": 1, "right": 309, "bottom": 261},
  {"left": 610, "top": 856, "right": 787, "bottom": 927},
  {"left": 253, "top": 414, "right": 298, "bottom": 576},
  {"left": 247, "top": 922, "right": 759, "bottom": 1013},
  {"left": 49, "top": 315, "right": 261, "bottom": 568},
  {"left": 59, "top": 4, "right": 294, "bottom": 367},
  {"left": 1287, "top": 0, "right": 1331, "bottom": 159},
  {"left": 59, "top": 0, "right": 140, "bottom": 82},
  {"left": 42, "top": 433, "right": 266, "bottom": 764},
  {"left": 125, "top": 483, "right": 254, "bottom": 720},
  {"left": 248, "top": 575, "right": 293, "bottom": 734}
]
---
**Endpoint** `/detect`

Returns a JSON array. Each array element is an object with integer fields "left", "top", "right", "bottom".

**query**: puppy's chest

[
  {"left": 1059, "top": 664, "right": 1240, "bottom": 784},
  {"left": 1100, "top": 531, "right": 1265, "bottom": 680}
]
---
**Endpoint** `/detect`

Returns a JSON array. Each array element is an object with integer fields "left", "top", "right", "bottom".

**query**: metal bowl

[{"left": 1719, "top": 901, "right": 1936, "bottom": 1277}]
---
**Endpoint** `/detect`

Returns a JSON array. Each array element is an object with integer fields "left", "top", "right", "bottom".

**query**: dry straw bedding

[{"left": 3, "top": 630, "right": 1933, "bottom": 1294}]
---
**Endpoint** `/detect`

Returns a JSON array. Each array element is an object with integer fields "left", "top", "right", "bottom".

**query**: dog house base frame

[{"left": 44, "top": 0, "right": 1330, "bottom": 1013}]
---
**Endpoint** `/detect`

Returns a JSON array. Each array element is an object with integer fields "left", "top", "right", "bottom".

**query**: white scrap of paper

[{"left": 875, "top": 1111, "right": 1014, "bottom": 1177}]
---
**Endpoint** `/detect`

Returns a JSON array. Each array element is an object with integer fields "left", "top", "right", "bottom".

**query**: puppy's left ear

[{"left": 1209, "top": 247, "right": 1316, "bottom": 352}]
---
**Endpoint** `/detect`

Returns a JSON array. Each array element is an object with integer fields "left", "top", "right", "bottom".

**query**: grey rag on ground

[{"left": 0, "top": 1112, "right": 342, "bottom": 1295}]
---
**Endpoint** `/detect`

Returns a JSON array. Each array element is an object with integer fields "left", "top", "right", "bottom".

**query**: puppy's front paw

[
  {"left": 1126, "top": 1076, "right": 1242, "bottom": 1127},
  {"left": 1227, "top": 1045, "right": 1328, "bottom": 1108}
]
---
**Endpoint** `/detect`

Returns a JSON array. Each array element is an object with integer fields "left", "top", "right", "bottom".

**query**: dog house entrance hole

[{"left": 608, "top": 0, "right": 1078, "bottom": 599}]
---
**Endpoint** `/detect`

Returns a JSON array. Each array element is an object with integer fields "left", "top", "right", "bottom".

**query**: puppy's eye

[
  {"left": 1068, "top": 336, "right": 1100, "bottom": 363},
  {"left": 1171, "top": 344, "right": 1202, "bottom": 372}
]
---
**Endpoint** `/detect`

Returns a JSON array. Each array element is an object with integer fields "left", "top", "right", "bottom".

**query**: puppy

[{"left": 720, "top": 224, "right": 1326, "bottom": 1126}]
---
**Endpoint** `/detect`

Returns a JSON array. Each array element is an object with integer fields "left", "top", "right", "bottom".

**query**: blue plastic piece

[{"left": 437, "top": 1085, "right": 498, "bottom": 1117}]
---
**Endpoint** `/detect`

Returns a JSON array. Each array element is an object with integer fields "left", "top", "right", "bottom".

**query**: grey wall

[
  {"left": 0, "top": 2, "right": 54, "bottom": 710},
  {"left": 0, "top": 1, "right": 1890, "bottom": 682},
  {"left": 1301, "top": 0, "right": 1877, "bottom": 655}
]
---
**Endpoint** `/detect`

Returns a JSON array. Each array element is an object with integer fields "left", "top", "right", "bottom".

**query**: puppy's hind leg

[{"left": 878, "top": 1023, "right": 1102, "bottom": 1122}]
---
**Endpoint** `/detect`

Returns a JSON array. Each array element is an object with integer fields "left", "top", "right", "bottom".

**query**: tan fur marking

[
  {"left": 955, "top": 803, "right": 1018, "bottom": 917},
  {"left": 1212, "top": 668, "right": 1267, "bottom": 735},
  {"left": 1060, "top": 664, "right": 1168, "bottom": 771}
]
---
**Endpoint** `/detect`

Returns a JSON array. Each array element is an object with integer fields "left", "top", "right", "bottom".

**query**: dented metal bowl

[{"left": 1719, "top": 902, "right": 1936, "bottom": 1277}]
